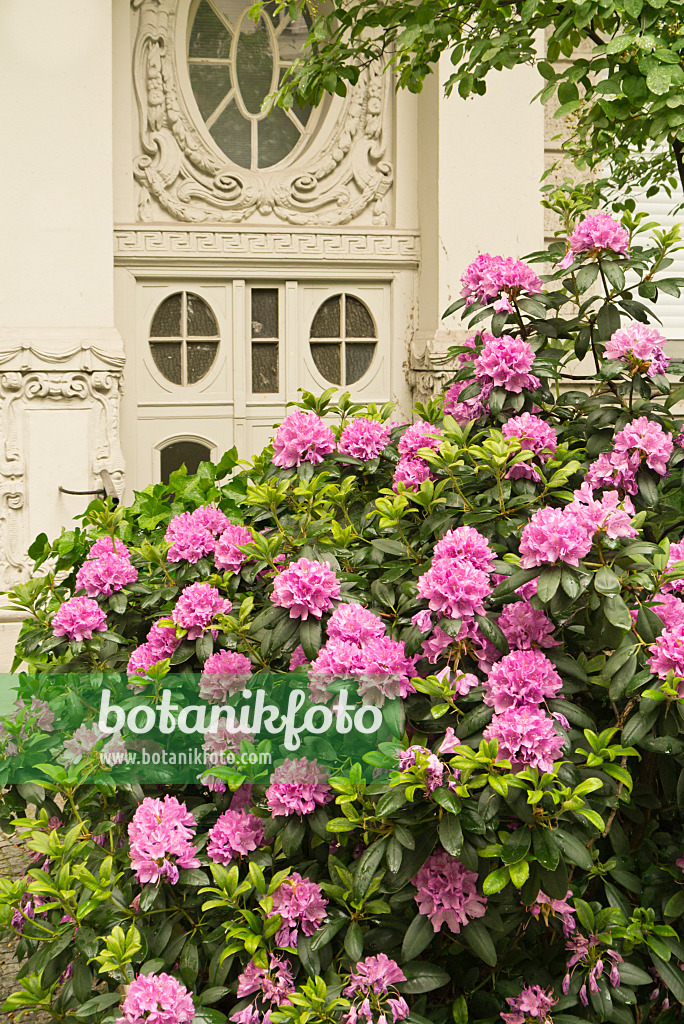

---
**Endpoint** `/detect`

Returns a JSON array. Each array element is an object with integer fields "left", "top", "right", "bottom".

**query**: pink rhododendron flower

[
  {"left": 435, "top": 667, "right": 480, "bottom": 696},
  {"left": 52, "top": 597, "right": 107, "bottom": 642},
  {"left": 398, "top": 746, "right": 444, "bottom": 794},
  {"left": 421, "top": 624, "right": 455, "bottom": 663},
  {"left": 344, "top": 954, "right": 409, "bottom": 1024},
  {"left": 207, "top": 809, "right": 265, "bottom": 863},
  {"left": 484, "top": 705, "right": 565, "bottom": 772},
  {"left": 237, "top": 955, "right": 294, "bottom": 1006},
  {"left": 398, "top": 420, "right": 443, "bottom": 457},
  {"left": 613, "top": 417, "right": 673, "bottom": 477},
  {"left": 605, "top": 321, "right": 669, "bottom": 377},
  {"left": 199, "top": 650, "right": 252, "bottom": 702},
  {"left": 172, "top": 583, "right": 231, "bottom": 639},
  {"left": 567, "top": 483, "right": 636, "bottom": 540},
  {"left": 412, "top": 850, "right": 487, "bottom": 933},
  {"left": 519, "top": 506, "right": 593, "bottom": 568},
  {"left": 116, "top": 973, "right": 195, "bottom": 1024},
  {"left": 460, "top": 254, "right": 542, "bottom": 309},
  {"left": 289, "top": 645, "right": 308, "bottom": 670},
  {"left": 265, "top": 757, "right": 333, "bottom": 817},
  {"left": 309, "top": 638, "right": 367, "bottom": 702},
  {"left": 501, "top": 985, "right": 557, "bottom": 1024},
  {"left": 128, "top": 795, "right": 200, "bottom": 885},
  {"left": 443, "top": 379, "right": 490, "bottom": 424},
  {"left": 417, "top": 559, "right": 492, "bottom": 620},
  {"left": 268, "top": 872, "right": 328, "bottom": 947},
  {"left": 433, "top": 526, "right": 496, "bottom": 575},
  {"left": 214, "top": 524, "right": 255, "bottom": 573},
  {"left": 474, "top": 335, "right": 540, "bottom": 394},
  {"left": 327, "top": 602, "right": 386, "bottom": 643},
  {"left": 586, "top": 449, "right": 641, "bottom": 496},
  {"left": 87, "top": 536, "right": 131, "bottom": 560},
  {"left": 272, "top": 410, "right": 335, "bottom": 468},
  {"left": 652, "top": 593, "right": 684, "bottom": 630},
  {"left": 165, "top": 511, "right": 216, "bottom": 564},
  {"left": 527, "top": 889, "right": 577, "bottom": 936},
  {"left": 192, "top": 506, "right": 230, "bottom": 535},
  {"left": 502, "top": 413, "right": 557, "bottom": 481},
  {"left": 338, "top": 418, "right": 391, "bottom": 460},
  {"left": 356, "top": 635, "right": 418, "bottom": 703},
  {"left": 662, "top": 539, "right": 684, "bottom": 594},
  {"left": 393, "top": 456, "right": 433, "bottom": 491},
  {"left": 559, "top": 212, "right": 629, "bottom": 269},
  {"left": 202, "top": 720, "right": 255, "bottom": 787},
  {"left": 76, "top": 552, "right": 138, "bottom": 597},
  {"left": 497, "top": 601, "right": 559, "bottom": 651},
  {"left": 272, "top": 557, "right": 340, "bottom": 620},
  {"left": 648, "top": 623, "right": 684, "bottom": 689},
  {"left": 147, "top": 621, "right": 181, "bottom": 657},
  {"left": 127, "top": 642, "right": 166, "bottom": 688},
  {"left": 63, "top": 724, "right": 104, "bottom": 765},
  {"left": 562, "top": 933, "right": 622, "bottom": 1004},
  {"left": 483, "top": 649, "right": 562, "bottom": 713}
]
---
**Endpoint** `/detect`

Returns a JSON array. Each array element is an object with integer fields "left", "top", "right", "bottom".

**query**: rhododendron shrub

[{"left": 2, "top": 212, "right": 684, "bottom": 1024}]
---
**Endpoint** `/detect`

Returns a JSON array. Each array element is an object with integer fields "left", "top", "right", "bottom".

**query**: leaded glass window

[
  {"left": 149, "top": 292, "right": 219, "bottom": 386},
  {"left": 161, "top": 441, "right": 212, "bottom": 484},
  {"left": 251, "top": 287, "right": 280, "bottom": 393},
  {"left": 188, "top": 0, "right": 314, "bottom": 170},
  {"left": 310, "top": 294, "right": 377, "bottom": 386}
]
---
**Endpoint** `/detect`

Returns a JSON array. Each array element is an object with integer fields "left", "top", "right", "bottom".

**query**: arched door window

[{"left": 160, "top": 440, "right": 213, "bottom": 484}]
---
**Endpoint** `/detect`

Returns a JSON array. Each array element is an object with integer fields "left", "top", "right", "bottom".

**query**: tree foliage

[{"left": 259, "top": 0, "right": 684, "bottom": 203}]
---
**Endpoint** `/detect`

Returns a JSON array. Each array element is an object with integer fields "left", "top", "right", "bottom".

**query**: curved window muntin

[
  {"left": 308, "top": 293, "right": 378, "bottom": 388},
  {"left": 186, "top": 0, "right": 324, "bottom": 173},
  {"left": 147, "top": 290, "right": 221, "bottom": 389}
]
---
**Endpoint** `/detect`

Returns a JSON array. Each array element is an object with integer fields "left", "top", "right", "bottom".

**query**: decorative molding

[
  {"left": 131, "top": 0, "right": 393, "bottom": 226},
  {"left": 0, "top": 328, "right": 125, "bottom": 372},
  {"left": 409, "top": 327, "right": 467, "bottom": 404},
  {"left": 0, "top": 372, "right": 125, "bottom": 589},
  {"left": 114, "top": 227, "right": 420, "bottom": 267}
]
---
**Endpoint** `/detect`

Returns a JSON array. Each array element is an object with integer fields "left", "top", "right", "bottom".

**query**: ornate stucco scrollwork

[{"left": 132, "top": 0, "right": 393, "bottom": 225}]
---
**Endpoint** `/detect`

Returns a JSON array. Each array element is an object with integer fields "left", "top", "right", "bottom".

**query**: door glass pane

[
  {"left": 251, "top": 289, "right": 278, "bottom": 337},
  {"left": 346, "top": 343, "right": 376, "bottom": 384},
  {"left": 161, "top": 441, "right": 212, "bottom": 484},
  {"left": 211, "top": 100, "right": 252, "bottom": 169},
  {"left": 258, "top": 108, "right": 301, "bottom": 169},
  {"left": 311, "top": 343, "right": 341, "bottom": 384},
  {"left": 188, "top": 64, "right": 233, "bottom": 122},
  {"left": 310, "top": 296, "right": 341, "bottom": 338},
  {"left": 150, "top": 294, "right": 182, "bottom": 337},
  {"left": 187, "top": 342, "right": 219, "bottom": 384},
  {"left": 346, "top": 296, "right": 375, "bottom": 338},
  {"left": 235, "top": 13, "right": 273, "bottom": 115},
  {"left": 187, "top": 293, "right": 219, "bottom": 336},
  {"left": 150, "top": 342, "right": 182, "bottom": 384},
  {"left": 252, "top": 343, "right": 279, "bottom": 392}
]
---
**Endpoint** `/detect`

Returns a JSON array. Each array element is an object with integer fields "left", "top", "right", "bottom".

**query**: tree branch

[{"left": 671, "top": 137, "right": 684, "bottom": 194}]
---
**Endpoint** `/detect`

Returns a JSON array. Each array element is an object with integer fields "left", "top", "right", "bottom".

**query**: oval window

[
  {"left": 309, "top": 294, "right": 377, "bottom": 386},
  {"left": 149, "top": 292, "right": 219, "bottom": 386},
  {"left": 188, "top": 0, "right": 314, "bottom": 170}
]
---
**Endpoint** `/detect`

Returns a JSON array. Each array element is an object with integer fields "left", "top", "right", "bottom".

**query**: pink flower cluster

[
  {"left": 272, "top": 410, "right": 336, "bottom": 468},
  {"left": 265, "top": 756, "right": 333, "bottom": 817},
  {"left": 664, "top": 540, "right": 684, "bottom": 594},
  {"left": 497, "top": 602, "right": 559, "bottom": 652},
  {"left": 474, "top": 335, "right": 540, "bottom": 394},
  {"left": 52, "top": 596, "right": 107, "bottom": 642},
  {"left": 128, "top": 795, "right": 200, "bottom": 885},
  {"left": 343, "top": 954, "right": 409, "bottom": 1024},
  {"left": 443, "top": 378, "right": 491, "bottom": 425},
  {"left": 501, "top": 985, "right": 557, "bottom": 1024},
  {"left": 652, "top": 593, "right": 684, "bottom": 630},
  {"left": 648, "top": 623, "right": 684, "bottom": 691},
  {"left": 398, "top": 745, "right": 445, "bottom": 794},
  {"left": 484, "top": 703, "right": 565, "bottom": 773},
  {"left": 460, "top": 254, "right": 543, "bottom": 312},
  {"left": 527, "top": 889, "right": 577, "bottom": 937},
  {"left": 562, "top": 933, "right": 622, "bottom": 1007},
  {"left": 117, "top": 973, "right": 195, "bottom": 1024},
  {"left": 502, "top": 413, "right": 557, "bottom": 482},
  {"left": 236, "top": 954, "right": 294, "bottom": 1009},
  {"left": 418, "top": 526, "right": 495, "bottom": 624},
  {"left": 393, "top": 421, "right": 443, "bottom": 492},
  {"left": 272, "top": 557, "right": 340, "bottom": 620},
  {"left": 519, "top": 506, "right": 593, "bottom": 569},
  {"left": 201, "top": 719, "right": 255, "bottom": 790},
  {"left": 172, "top": 583, "right": 231, "bottom": 639},
  {"left": 199, "top": 650, "right": 252, "bottom": 702},
  {"left": 566, "top": 484, "right": 636, "bottom": 541},
  {"left": 412, "top": 849, "right": 487, "bottom": 933},
  {"left": 338, "top": 418, "right": 391, "bottom": 461},
  {"left": 605, "top": 321, "right": 669, "bottom": 377},
  {"left": 165, "top": 506, "right": 255, "bottom": 573},
  {"left": 127, "top": 620, "right": 181, "bottom": 685},
  {"left": 587, "top": 417, "right": 673, "bottom": 494},
  {"left": 483, "top": 649, "right": 562, "bottom": 714},
  {"left": 559, "top": 212, "right": 629, "bottom": 269},
  {"left": 268, "top": 872, "right": 328, "bottom": 947},
  {"left": 207, "top": 809, "right": 265, "bottom": 863},
  {"left": 76, "top": 537, "right": 137, "bottom": 597}
]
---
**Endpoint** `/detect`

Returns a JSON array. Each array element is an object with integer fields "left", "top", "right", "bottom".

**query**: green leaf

[
  {"left": 596, "top": 303, "right": 621, "bottom": 341},
  {"left": 345, "top": 921, "right": 364, "bottom": 960},
  {"left": 310, "top": 917, "right": 347, "bottom": 950},
  {"left": 595, "top": 566, "right": 621, "bottom": 596},
  {"left": 398, "top": 962, "right": 450, "bottom": 994},
  {"left": 575, "top": 264, "right": 599, "bottom": 292},
  {"left": 483, "top": 866, "right": 511, "bottom": 894},
  {"left": 650, "top": 952, "right": 684, "bottom": 1002},
  {"left": 352, "top": 840, "right": 387, "bottom": 901},
  {"left": 603, "top": 262, "right": 626, "bottom": 291},
  {"left": 401, "top": 913, "right": 434, "bottom": 962},
  {"left": 537, "top": 566, "right": 561, "bottom": 603},
  {"left": 474, "top": 614, "right": 509, "bottom": 654},
  {"left": 501, "top": 826, "right": 531, "bottom": 865},
  {"left": 180, "top": 940, "right": 199, "bottom": 988},
  {"left": 438, "top": 814, "right": 463, "bottom": 857},
  {"left": 647, "top": 66, "right": 673, "bottom": 95},
  {"left": 463, "top": 920, "right": 497, "bottom": 966},
  {"left": 299, "top": 617, "right": 322, "bottom": 660},
  {"left": 603, "top": 595, "right": 632, "bottom": 631},
  {"left": 532, "top": 828, "right": 560, "bottom": 871},
  {"left": 433, "top": 788, "right": 461, "bottom": 816}
]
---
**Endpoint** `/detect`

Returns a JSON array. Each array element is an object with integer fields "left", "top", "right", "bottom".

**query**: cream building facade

[{"left": 0, "top": 0, "right": 621, "bottom": 666}]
